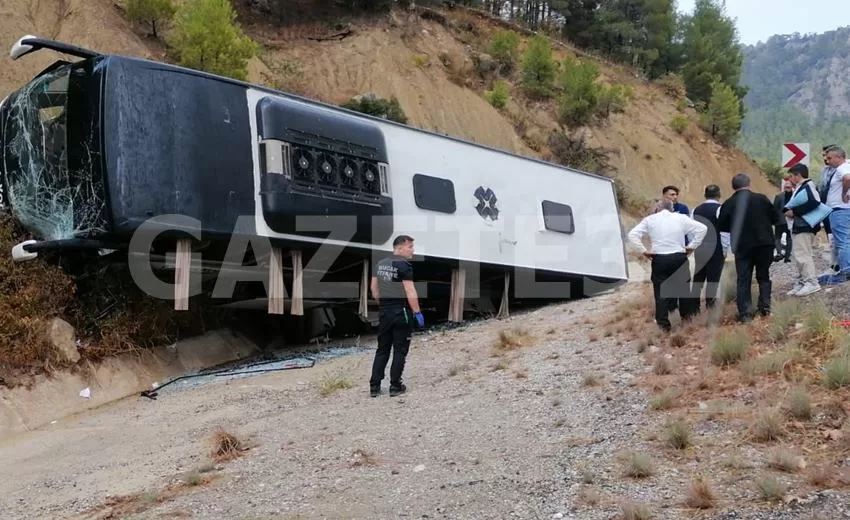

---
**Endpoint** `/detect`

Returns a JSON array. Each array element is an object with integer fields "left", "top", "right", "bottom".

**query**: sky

[{"left": 676, "top": 0, "right": 849, "bottom": 45}]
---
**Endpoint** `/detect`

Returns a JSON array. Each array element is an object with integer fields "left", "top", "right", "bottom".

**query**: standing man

[
  {"left": 663, "top": 185, "right": 690, "bottom": 216},
  {"left": 369, "top": 235, "right": 425, "bottom": 397},
  {"left": 772, "top": 177, "right": 793, "bottom": 262},
  {"left": 817, "top": 145, "right": 839, "bottom": 273},
  {"left": 691, "top": 184, "right": 730, "bottom": 311},
  {"left": 717, "top": 173, "right": 779, "bottom": 322},
  {"left": 784, "top": 164, "right": 825, "bottom": 296},
  {"left": 662, "top": 185, "right": 691, "bottom": 311},
  {"left": 628, "top": 199, "right": 707, "bottom": 332},
  {"left": 819, "top": 146, "right": 850, "bottom": 285}
]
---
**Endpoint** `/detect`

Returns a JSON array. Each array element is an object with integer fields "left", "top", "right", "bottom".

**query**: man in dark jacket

[
  {"left": 784, "top": 164, "right": 823, "bottom": 296},
  {"left": 717, "top": 173, "right": 780, "bottom": 322},
  {"left": 772, "top": 178, "right": 793, "bottom": 262},
  {"left": 691, "top": 184, "right": 729, "bottom": 310}
]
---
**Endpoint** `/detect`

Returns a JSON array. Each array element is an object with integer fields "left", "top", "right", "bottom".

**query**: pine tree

[
  {"left": 126, "top": 0, "right": 177, "bottom": 39},
  {"left": 520, "top": 35, "right": 558, "bottom": 99},
  {"left": 680, "top": 0, "right": 744, "bottom": 107},
  {"left": 706, "top": 81, "right": 742, "bottom": 145},
  {"left": 169, "top": 0, "right": 258, "bottom": 81}
]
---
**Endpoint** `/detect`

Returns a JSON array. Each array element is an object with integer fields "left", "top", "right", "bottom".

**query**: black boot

[{"left": 389, "top": 383, "right": 407, "bottom": 397}]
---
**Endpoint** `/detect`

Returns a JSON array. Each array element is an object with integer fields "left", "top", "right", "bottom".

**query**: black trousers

[
  {"left": 370, "top": 308, "right": 413, "bottom": 388},
  {"left": 692, "top": 250, "right": 725, "bottom": 310},
  {"left": 774, "top": 225, "right": 791, "bottom": 260},
  {"left": 651, "top": 252, "right": 695, "bottom": 331},
  {"left": 734, "top": 245, "right": 774, "bottom": 321}
]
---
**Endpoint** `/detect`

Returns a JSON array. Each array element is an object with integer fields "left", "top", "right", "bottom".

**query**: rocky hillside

[
  {"left": 740, "top": 26, "right": 850, "bottom": 163},
  {"left": 0, "top": 0, "right": 774, "bottom": 221}
]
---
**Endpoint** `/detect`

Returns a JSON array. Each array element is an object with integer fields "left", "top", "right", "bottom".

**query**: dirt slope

[
  {"left": 0, "top": 0, "right": 153, "bottom": 100},
  {"left": 0, "top": 0, "right": 774, "bottom": 217},
  {"left": 245, "top": 9, "right": 775, "bottom": 213}
]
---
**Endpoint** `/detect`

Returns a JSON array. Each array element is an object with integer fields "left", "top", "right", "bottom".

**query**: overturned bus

[{"left": 0, "top": 35, "right": 628, "bottom": 327}]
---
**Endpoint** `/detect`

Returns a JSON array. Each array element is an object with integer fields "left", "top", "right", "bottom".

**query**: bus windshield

[{"left": 1, "top": 62, "right": 105, "bottom": 240}]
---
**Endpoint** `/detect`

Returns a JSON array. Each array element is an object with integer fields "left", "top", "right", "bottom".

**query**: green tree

[
  {"left": 487, "top": 29, "right": 521, "bottom": 74},
  {"left": 520, "top": 35, "right": 558, "bottom": 99},
  {"left": 557, "top": 57, "right": 601, "bottom": 127},
  {"left": 126, "top": 0, "right": 176, "bottom": 39},
  {"left": 680, "top": 0, "right": 744, "bottom": 107},
  {"left": 169, "top": 0, "right": 258, "bottom": 81},
  {"left": 705, "top": 81, "right": 742, "bottom": 145},
  {"left": 485, "top": 80, "right": 511, "bottom": 108}
]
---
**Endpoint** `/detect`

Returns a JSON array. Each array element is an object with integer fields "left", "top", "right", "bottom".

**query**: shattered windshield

[{"left": 1, "top": 63, "right": 106, "bottom": 240}]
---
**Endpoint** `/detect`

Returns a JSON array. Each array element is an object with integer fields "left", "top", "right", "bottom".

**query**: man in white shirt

[
  {"left": 628, "top": 199, "right": 708, "bottom": 332},
  {"left": 818, "top": 145, "right": 850, "bottom": 285}
]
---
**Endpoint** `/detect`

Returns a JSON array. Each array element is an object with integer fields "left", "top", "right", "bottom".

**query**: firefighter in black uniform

[{"left": 369, "top": 235, "right": 424, "bottom": 397}]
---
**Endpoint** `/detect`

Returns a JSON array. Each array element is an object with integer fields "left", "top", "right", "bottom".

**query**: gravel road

[{"left": 1, "top": 271, "right": 848, "bottom": 520}]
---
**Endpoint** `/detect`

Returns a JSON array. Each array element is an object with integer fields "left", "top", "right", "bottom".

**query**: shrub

[
  {"left": 520, "top": 35, "right": 557, "bottom": 99},
  {"left": 341, "top": 94, "right": 408, "bottom": 124},
  {"left": 670, "top": 114, "right": 689, "bottom": 134},
  {"left": 547, "top": 132, "right": 613, "bottom": 175},
  {"left": 596, "top": 84, "right": 633, "bottom": 118},
  {"left": 656, "top": 73, "right": 686, "bottom": 99},
  {"left": 487, "top": 29, "right": 520, "bottom": 74},
  {"left": 484, "top": 80, "right": 510, "bottom": 108},
  {"left": 0, "top": 215, "right": 77, "bottom": 374}
]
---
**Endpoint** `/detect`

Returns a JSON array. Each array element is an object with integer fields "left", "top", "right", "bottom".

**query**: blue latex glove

[{"left": 414, "top": 312, "right": 425, "bottom": 328}]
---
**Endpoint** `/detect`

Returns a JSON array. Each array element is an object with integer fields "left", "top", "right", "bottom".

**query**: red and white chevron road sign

[{"left": 782, "top": 142, "right": 810, "bottom": 168}]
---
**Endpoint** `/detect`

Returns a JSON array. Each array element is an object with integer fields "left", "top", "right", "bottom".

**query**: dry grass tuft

[
  {"left": 768, "top": 299, "right": 802, "bottom": 342},
  {"left": 669, "top": 333, "right": 687, "bottom": 348},
  {"left": 618, "top": 502, "right": 653, "bottom": 520},
  {"left": 822, "top": 355, "right": 850, "bottom": 389},
  {"left": 788, "top": 386, "right": 812, "bottom": 420},
  {"left": 710, "top": 328, "right": 749, "bottom": 366},
  {"left": 665, "top": 419, "right": 691, "bottom": 450},
  {"left": 652, "top": 356, "right": 672, "bottom": 375},
  {"left": 319, "top": 368, "right": 353, "bottom": 397},
  {"left": 767, "top": 448, "right": 804, "bottom": 473},
  {"left": 649, "top": 388, "right": 677, "bottom": 410},
  {"left": 807, "top": 465, "right": 838, "bottom": 488},
  {"left": 210, "top": 428, "right": 244, "bottom": 462},
  {"left": 751, "top": 407, "right": 785, "bottom": 442},
  {"left": 620, "top": 451, "right": 655, "bottom": 478},
  {"left": 755, "top": 474, "right": 786, "bottom": 502},
  {"left": 496, "top": 327, "right": 535, "bottom": 350},
  {"left": 684, "top": 476, "right": 715, "bottom": 509}
]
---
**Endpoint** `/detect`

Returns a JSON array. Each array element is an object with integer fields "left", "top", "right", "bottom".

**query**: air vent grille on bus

[
  {"left": 378, "top": 164, "right": 390, "bottom": 196},
  {"left": 271, "top": 142, "right": 385, "bottom": 196},
  {"left": 260, "top": 139, "right": 292, "bottom": 179}
]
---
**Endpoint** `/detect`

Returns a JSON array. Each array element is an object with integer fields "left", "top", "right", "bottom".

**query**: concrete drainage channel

[
  {"left": 0, "top": 302, "right": 559, "bottom": 438},
  {"left": 141, "top": 345, "right": 373, "bottom": 398}
]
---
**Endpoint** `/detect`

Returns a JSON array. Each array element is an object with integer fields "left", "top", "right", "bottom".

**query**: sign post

[{"left": 782, "top": 142, "right": 810, "bottom": 169}]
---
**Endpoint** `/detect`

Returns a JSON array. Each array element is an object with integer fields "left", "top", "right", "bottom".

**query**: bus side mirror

[{"left": 10, "top": 35, "right": 39, "bottom": 60}]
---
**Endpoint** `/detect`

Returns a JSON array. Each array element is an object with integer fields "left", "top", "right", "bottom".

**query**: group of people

[{"left": 628, "top": 144, "right": 850, "bottom": 331}]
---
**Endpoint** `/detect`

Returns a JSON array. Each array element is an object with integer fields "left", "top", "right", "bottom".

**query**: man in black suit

[
  {"left": 691, "top": 184, "right": 730, "bottom": 311},
  {"left": 772, "top": 177, "right": 793, "bottom": 262},
  {"left": 717, "top": 173, "right": 780, "bottom": 322}
]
